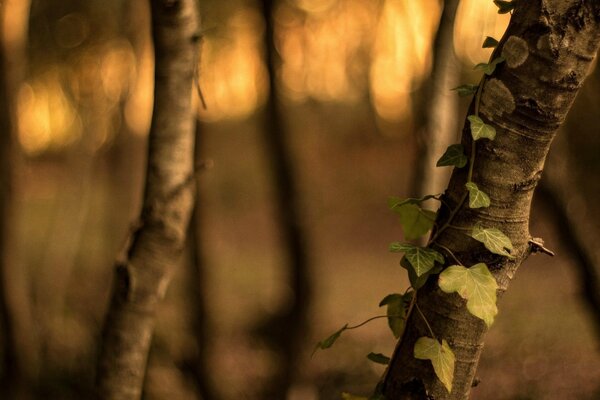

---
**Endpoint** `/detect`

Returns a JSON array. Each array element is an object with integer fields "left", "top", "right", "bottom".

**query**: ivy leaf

[
  {"left": 396, "top": 204, "right": 437, "bottom": 240},
  {"left": 437, "top": 144, "right": 468, "bottom": 168},
  {"left": 482, "top": 36, "right": 499, "bottom": 48},
  {"left": 367, "top": 352, "right": 391, "bottom": 365},
  {"left": 341, "top": 393, "right": 368, "bottom": 400},
  {"left": 438, "top": 263, "right": 499, "bottom": 327},
  {"left": 396, "top": 244, "right": 445, "bottom": 277},
  {"left": 314, "top": 324, "right": 347, "bottom": 353},
  {"left": 474, "top": 56, "right": 505, "bottom": 75},
  {"left": 465, "top": 182, "right": 491, "bottom": 208},
  {"left": 494, "top": 0, "right": 515, "bottom": 14},
  {"left": 471, "top": 223, "right": 514, "bottom": 257},
  {"left": 468, "top": 115, "right": 496, "bottom": 141},
  {"left": 414, "top": 337, "right": 455, "bottom": 393},
  {"left": 379, "top": 293, "right": 405, "bottom": 338},
  {"left": 388, "top": 194, "right": 439, "bottom": 211},
  {"left": 451, "top": 84, "right": 478, "bottom": 97},
  {"left": 408, "top": 262, "right": 443, "bottom": 289}
]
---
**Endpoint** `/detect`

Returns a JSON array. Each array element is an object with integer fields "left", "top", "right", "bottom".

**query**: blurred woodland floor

[
  {"left": 4, "top": 0, "right": 600, "bottom": 399},
  {"left": 14, "top": 100, "right": 600, "bottom": 399}
]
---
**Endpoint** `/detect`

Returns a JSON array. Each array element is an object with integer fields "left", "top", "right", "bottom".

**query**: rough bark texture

[
  {"left": 257, "top": 0, "right": 312, "bottom": 397},
  {"left": 383, "top": 1, "right": 600, "bottom": 399},
  {"left": 95, "top": 1, "right": 199, "bottom": 399},
  {"left": 412, "top": 0, "right": 460, "bottom": 200}
]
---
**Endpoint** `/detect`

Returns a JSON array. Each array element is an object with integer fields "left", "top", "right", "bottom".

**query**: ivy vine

[{"left": 314, "top": 2, "right": 516, "bottom": 398}]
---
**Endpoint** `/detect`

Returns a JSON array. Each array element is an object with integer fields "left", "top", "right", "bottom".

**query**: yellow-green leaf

[
  {"left": 438, "top": 263, "right": 499, "bottom": 327},
  {"left": 474, "top": 56, "right": 505, "bottom": 75},
  {"left": 379, "top": 293, "right": 405, "bottom": 338},
  {"left": 437, "top": 144, "right": 468, "bottom": 168},
  {"left": 414, "top": 337, "right": 455, "bottom": 393},
  {"left": 471, "top": 223, "right": 514, "bottom": 257},
  {"left": 397, "top": 244, "right": 445, "bottom": 277},
  {"left": 451, "top": 84, "right": 478, "bottom": 97},
  {"left": 468, "top": 115, "right": 496, "bottom": 141},
  {"left": 465, "top": 182, "right": 491, "bottom": 208},
  {"left": 396, "top": 203, "right": 436, "bottom": 240},
  {"left": 314, "top": 324, "right": 347, "bottom": 354}
]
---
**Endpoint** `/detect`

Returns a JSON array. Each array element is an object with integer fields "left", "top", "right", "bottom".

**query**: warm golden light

[
  {"left": 276, "top": 0, "right": 379, "bottom": 103},
  {"left": 197, "top": 6, "right": 268, "bottom": 122},
  {"left": 17, "top": 70, "right": 81, "bottom": 155},
  {"left": 370, "top": 0, "right": 440, "bottom": 121},
  {"left": 454, "top": 0, "right": 511, "bottom": 66}
]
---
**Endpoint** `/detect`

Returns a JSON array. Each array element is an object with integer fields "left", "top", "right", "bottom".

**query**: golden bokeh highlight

[
  {"left": 15, "top": 0, "right": 510, "bottom": 153},
  {"left": 197, "top": 6, "right": 268, "bottom": 122},
  {"left": 454, "top": 0, "right": 511, "bottom": 65},
  {"left": 17, "top": 70, "right": 81, "bottom": 155},
  {"left": 370, "top": 0, "right": 439, "bottom": 121}
]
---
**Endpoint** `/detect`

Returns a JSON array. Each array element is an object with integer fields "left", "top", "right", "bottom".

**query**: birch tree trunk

[
  {"left": 95, "top": 1, "right": 200, "bottom": 399},
  {"left": 383, "top": 1, "right": 600, "bottom": 398}
]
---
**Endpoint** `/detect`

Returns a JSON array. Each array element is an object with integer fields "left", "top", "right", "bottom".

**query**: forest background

[{"left": 1, "top": 0, "right": 599, "bottom": 399}]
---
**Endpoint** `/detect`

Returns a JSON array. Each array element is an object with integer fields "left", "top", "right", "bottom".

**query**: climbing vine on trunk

[{"left": 315, "top": 1, "right": 600, "bottom": 398}]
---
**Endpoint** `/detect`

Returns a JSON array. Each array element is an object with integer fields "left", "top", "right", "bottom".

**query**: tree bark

[
  {"left": 95, "top": 1, "right": 200, "bottom": 399},
  {"left": 383, "top": 1, "right": 600, "bottom": 399},
  {"left": 257, "top": 0, "right": 312, "bottom": 398}
]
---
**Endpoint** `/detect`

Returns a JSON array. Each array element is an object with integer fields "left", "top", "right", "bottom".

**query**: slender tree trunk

[
  {"left": 182, "top": 120, "right": 218, "bottom": 400},
  {"left": 412, "top": 0, "right": 460, "bottom": 200},
  {"left": 0, "top": 0, "right": 38, "bottom": 397},
  {"left": 95, "top": 1, "right": 200, "bottom": 399},
  {"left": 536, "top": 140, "right": 600, "bottom": 340},
  {"left": 258, "top": 0, "right": 312, "bottom": 397},
  {"left": 383, "top": 1, "right": 600, "bottom": 398}
]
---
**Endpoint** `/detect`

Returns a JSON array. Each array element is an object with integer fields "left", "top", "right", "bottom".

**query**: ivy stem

[
  {"left": 344, "top": 315, "right": 392, "bottom": 331},
  {"left": 415, "top": 299, "right": 436, "bottom": 340},
  {"left": 433, "top": 242, "right": 463, "bottom": 266}
]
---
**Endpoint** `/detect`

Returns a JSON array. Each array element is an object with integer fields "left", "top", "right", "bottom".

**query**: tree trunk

[
  {"left": 95, "top": 1, "right": 200, "bottom": 399},
  {"left": 0, "top": 0, "right": 38, "bottom": 397},
  {"left": 412, "top": 0, "right": 460, "bottom": 200},
  {"left": 182, "top": 120, "right": 219, "bottom": 400},
  {"left": 383, "top": 1, "right": 600, "bottom": 398},
  {"left": 257, "top": 0, "right": 312, "bottom": 398}
]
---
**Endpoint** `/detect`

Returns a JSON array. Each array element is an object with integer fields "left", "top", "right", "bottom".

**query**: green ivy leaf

[
  {"left": 314, "top": 324, "right": 347, "bottom": 353},
  {"left": 451, "top": 84, "right": 478, "bottom": 97},
  {"left": 414, "top": 337, "right": 455, "bottom": 393},
  {"left": 396, "top": 244, "right": 445, "bottom": 277},
  {"left": 482, "top": 36, "right": 499, "bottom": 48},
  {"left": 468, "top": 115, "right": 496, "bottom": 141},
  {"left": 437, "top": 144, "right": 468, "bottom": 168},
  {"left": 494, "top": 0, "right": 515, "bottom": 14},
  {"left": 379, "top": 293, "right": 405, "bottom": 338},
  {"left": 474, "top": 56, "right": 505, "bottom": 75},
  {"left": 388, "top": 194, "right": 439, "bottom": 211},
  {"left": 341, "top": 393, "right": 368, "bottom": 400},
  {"left": 367, "top": 352, "right": 391, "bottom": 365},
  {"left": 471, "top": 223, "right": 514, "bottom": 257},
  {"left": 438, "top": 263, "right": 499, "bottom": 327},
  {"left": 396, "top": 204, "right": 436, "bottom": 240},
  {"left": 465, "top": 182, "right": 491, "bottom": 208},
  {"left": 408, "top": 262, "right": 443, "bottom": 289}
]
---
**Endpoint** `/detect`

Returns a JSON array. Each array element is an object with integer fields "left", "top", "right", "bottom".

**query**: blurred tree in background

[{"left": 0, "top": 0, "right": 598, "bottom": 399}]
